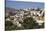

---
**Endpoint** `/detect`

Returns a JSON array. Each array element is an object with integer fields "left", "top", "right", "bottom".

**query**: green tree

[{"left": 22, "top": 17, "right": 39, "bottom": 29}]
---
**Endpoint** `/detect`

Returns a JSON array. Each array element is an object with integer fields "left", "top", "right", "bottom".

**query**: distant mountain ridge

[{"left": 5, "top": 7, "right": 16, "bottom": 13}]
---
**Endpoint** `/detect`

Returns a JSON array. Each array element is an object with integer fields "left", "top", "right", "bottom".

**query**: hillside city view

[
  {"left": 5, "top": 7, "right": 44, "bottom": 30},
  {"left": 5, "top": 0, "right": 44, "bottom": 31}
]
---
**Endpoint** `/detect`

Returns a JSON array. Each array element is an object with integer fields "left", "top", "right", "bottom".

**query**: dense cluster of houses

[{"left": 5, "top": 8, "right": 44, "bottom": 27}]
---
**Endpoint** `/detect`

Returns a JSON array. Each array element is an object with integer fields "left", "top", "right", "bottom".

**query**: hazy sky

[{"left": 6, "top": 0, "right": 44, "bottom": 9}]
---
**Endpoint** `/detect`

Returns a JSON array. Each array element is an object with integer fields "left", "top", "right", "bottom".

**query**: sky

[{"left": 6, "top": 0, "right": 44, "bottom": 9}]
